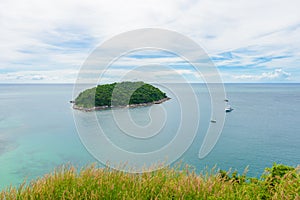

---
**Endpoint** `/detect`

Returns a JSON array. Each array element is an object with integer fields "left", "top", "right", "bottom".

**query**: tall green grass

[{"left": 1, "top": 163, "right": 299, "bottom": 199}]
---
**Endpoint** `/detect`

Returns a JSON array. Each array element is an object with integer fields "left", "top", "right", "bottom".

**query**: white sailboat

[
  {"left": 225, "top": 105, "right": 233, "bottom": 112},
  {"left": 225, "top": 99, "right": 233, "bottom": 112}
]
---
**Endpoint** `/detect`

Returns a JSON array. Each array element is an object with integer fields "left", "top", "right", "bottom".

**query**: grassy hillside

[
  {"left": 75, "top": 81, "right": 167, "bottom": 108},
  {"left": 1, "top": 163, "right": 299, "bottom": 199}
]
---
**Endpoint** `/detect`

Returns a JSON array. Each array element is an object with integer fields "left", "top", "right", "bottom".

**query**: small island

[{"left": 72, "top": 81, "right": 170, "bottom": 111}]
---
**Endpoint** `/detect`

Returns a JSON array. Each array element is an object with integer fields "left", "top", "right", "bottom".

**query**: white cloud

[
  {"left": 0, "top": 69, "right": 77, "bottom": 83},
  {"left": 0, "top": 0, "right": 299, "bottom": 82},
  {"left": 232, "top": 69, "right": 291, "bottom": 81},
  {"left": 0, "top": 67, "right": 204, "bottom": 84}
]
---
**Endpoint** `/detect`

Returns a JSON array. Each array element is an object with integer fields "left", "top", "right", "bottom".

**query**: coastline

[{"left": 72, "top": 97, "right": 171, "bottom": 112}]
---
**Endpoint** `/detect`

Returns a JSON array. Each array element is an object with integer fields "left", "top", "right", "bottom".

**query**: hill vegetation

[
  {"left": 1, "top": 163, "right": 299, "bottom": 199},
  {"left": 74, "top": 81, "right": 168, "bottom": 109}
]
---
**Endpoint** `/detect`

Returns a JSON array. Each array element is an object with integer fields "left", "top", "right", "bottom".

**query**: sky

[{"left": 0, "top": 0, "right": 300, "bottom": 83}]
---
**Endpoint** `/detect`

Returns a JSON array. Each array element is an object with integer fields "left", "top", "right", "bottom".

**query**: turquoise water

[{"left": 0, "top": 84, "right": 300, "bottom": 189}]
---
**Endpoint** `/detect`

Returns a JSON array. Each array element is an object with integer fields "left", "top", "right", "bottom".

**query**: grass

[{"left": 0, "top": 163, "right": 299, "bottom": 199}]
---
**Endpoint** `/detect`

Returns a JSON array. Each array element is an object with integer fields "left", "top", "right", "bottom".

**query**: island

[{"left": 72, "top": 81, "right": 170, "bottom": 111}]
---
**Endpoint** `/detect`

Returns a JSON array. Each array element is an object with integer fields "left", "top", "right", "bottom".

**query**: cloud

[
  {"left": 0, "top": 66, "right": 204, "bottom": 83},
  {"left": 212, "top": 45, "right": 293, "bottom": 70},
  {"left": 0, "top": 0, "right": 300, "bottom": 82},
  {"left": 0, "top": 69, "right": 77, "bottom": 83},
  {"left": 232, "top": 69, "right": 291, "bottom": 81}
]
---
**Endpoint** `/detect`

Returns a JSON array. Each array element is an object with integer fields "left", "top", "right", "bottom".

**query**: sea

[{"left": 0, "top": 83, "right": 299, "bottom": 189}]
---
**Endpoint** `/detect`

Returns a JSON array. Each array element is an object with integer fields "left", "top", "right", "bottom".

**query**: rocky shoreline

[{"left": 72, "top": 97, "right": 171, "bottom": 112}]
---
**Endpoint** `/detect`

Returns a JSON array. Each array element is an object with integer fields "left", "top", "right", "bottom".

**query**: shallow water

[{"left": 0, "top": 83, "right": 299, "bottom": 189}]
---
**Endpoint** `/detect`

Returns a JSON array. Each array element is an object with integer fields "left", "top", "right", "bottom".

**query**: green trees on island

[{"left": 75, "top": 81, "right": 167, "bottom": 108}]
